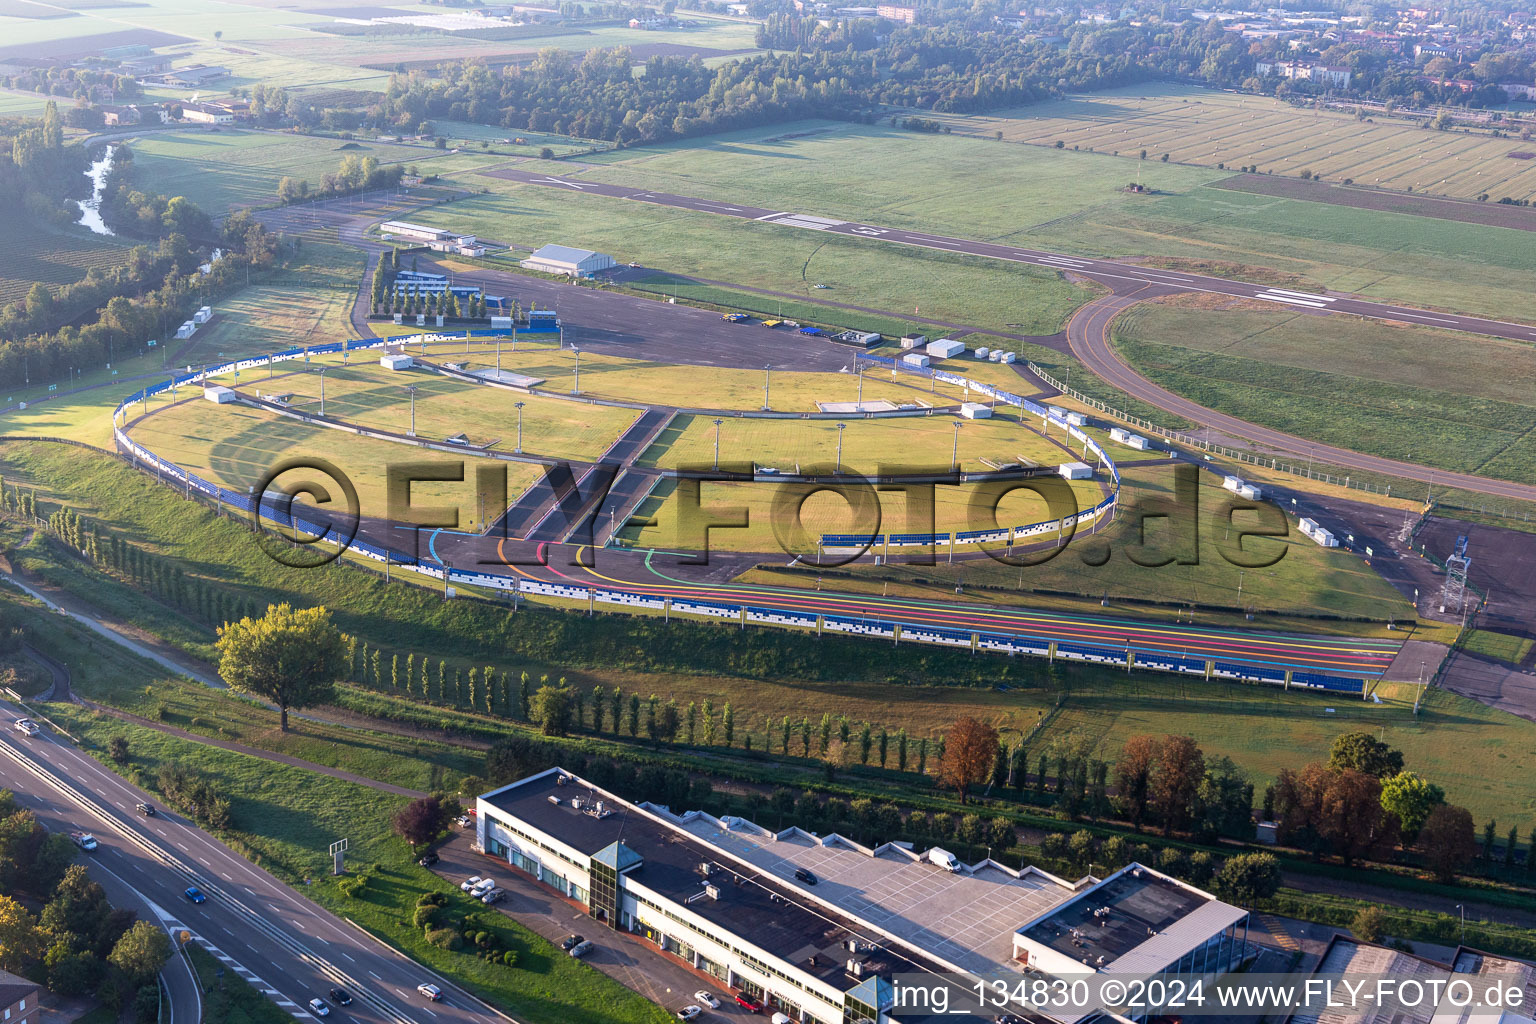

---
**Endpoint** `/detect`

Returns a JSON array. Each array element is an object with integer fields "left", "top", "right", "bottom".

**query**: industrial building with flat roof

[
  {"left": 521, "top": 244, "right": 616, "bottom": 277},
  {"left": 477, "top": 768, "right": 1251, "bottom": 1024}
]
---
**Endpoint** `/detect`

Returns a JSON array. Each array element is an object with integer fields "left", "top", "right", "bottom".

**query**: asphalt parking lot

[{"left": 428, "top": 828, "right": 759, "bottom": 1020}]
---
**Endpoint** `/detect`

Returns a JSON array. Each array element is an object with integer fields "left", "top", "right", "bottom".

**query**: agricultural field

[
  {"left": 427, "top": 184, "right": 1099, "bottom": 336},
  {"left": 0, "top": 88, "right": 59, "bottom": 119},
  {"left": 0, "top": 220, "right": 128, "bottom": 305},
  {"left": 760, "top": 461, "right": 1415, "bottom": 621},
  {"left": 119, "top": 130, "right": 443, "bottom": 209},
  {"left": 1111, "top": 297, "right": 1536, "bottom": 484},
  {"left": 125, "top": 397, "right": 539, "bottom": 530},
  {"left": 567, "top": 117, "right": 1536, "bottom": 325},
  {"left": 431, "top": 120, "right": 604, "bottom": 159},
  {"left": 915, "top": 84, "right": 1536, "bottom": 203}
]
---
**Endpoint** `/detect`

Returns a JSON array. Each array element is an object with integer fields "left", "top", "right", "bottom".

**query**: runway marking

[
  {"left": 1264, "top": 288, "right": 1335, "bottom": 302},
  {"left": 1256, "top": 293, "right": 1328, "bottom": 309},
  {"left": 1392, "top": 311, "right": 1456, "bottom": 323}
]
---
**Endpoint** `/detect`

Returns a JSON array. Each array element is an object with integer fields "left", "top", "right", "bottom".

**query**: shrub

[
  {"left": 500, "top": 950, "right": 518, "bottom": 967},
  {"left": 426, "top": 927, "right": 463, "bottom": 951},
  {"left": 337, "top": 877, "right": 367, "bottom": 898},
  {"left": 1352, "top": 905, "right": 1387, "bottom": 943},
  {"left": 412, "top": 905, "right": 438, "bottom": 930}
]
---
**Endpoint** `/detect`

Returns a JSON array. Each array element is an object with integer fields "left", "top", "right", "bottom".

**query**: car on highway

[
  {"left": 307, "top": 998, "right": 330, "bottom": 1017},
  {"left": 136, "top": 802, "right": 156, "bottom": 816},
  {"left": 460, "top": 875, "right": 484, "bottom": 891},
  {"left": 327, "top": 989, "right": 352, "bottom": 1006},
  {"left": 480, "top": 888, "right": 504, "bottom": 905},
  {"left": 12, "top": 718, "right": 39, "bottom": 736},
  {"left": 70, "top": 831, "right": 98, "bottom": 851},
  {"left": 693, "top": 992, "right": 720, "bottom": 1009},
  {"left": 417, "top": 851, "right": 439, "bottom": 867},
  {"left": 676, "top": 1007, "right": 702, "bottom": 1022},
  {"left": 794, "top": 868, "right": 818, "bottom": 885},
  {"left": 735, "top": 994, "right": 764, "bottom": 1013},
  {"left": 183, "top": 886, "right": 207, "bottom": 904},
  {"left": 560, "top": 934, "right": 584, "bottom": 951},
  {"left": 416, "top": 984, "right": 442, "bottom": 1002}
]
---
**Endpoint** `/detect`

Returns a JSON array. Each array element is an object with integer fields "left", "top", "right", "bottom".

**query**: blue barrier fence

[
  {"left": 825, "top": 354, "right": 1121, "bottom": 550},
  {"left": 110, "top": 331, "right": 1372, "bottom": 692}
]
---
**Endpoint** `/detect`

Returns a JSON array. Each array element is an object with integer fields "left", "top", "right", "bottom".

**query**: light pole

[
  {"left": 495, "top": 334, "right": 501, "bottom": 377},
  {"left": 571, "top": 346, "right": 581, "bottom": 395},
  {"left": 952, "top": 420, "right": 961, "bottom": 471},
  {"left": 836, "top": 422, "right": 846, "bottom": 473},
  {"left": 318, "top": 367, "right": 326, "bottom": 417},
  {"left": 713, "top": 417, "right": 723, "bottom": 471},
  {"left": 405, "top": 384, "right": 417, "bottom": 436},
  {"left": 1456, "top": 904, "right": 1465, "bottom": 945},
  {"left": 763, "top": 364, "right": 771, "bottom": 411},
  {"left": 515, "top": 401, "right": 525, "bottom": 453},
  {"left": 857, "top": 364, "right": 865, "bottom": 409}
]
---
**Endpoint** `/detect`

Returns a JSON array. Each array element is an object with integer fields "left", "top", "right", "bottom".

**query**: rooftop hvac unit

[
  {"left": 548, "top": 796, "right": 562, "bottom": 805},
  {"left": 705, "top": 884, "right": 721, "bottom": 901}
]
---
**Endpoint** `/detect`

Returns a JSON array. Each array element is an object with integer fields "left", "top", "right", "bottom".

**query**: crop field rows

[
  {"left": 0, "top": 224, "right": 128, "bottom": 304},
  {"left": 919, "top": 86, "right": 1536, "bottom": 202}
]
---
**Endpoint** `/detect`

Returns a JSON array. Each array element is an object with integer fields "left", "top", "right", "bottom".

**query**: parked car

[
  {"left": 480, "top": 888, "right": 504, "bottom": 905},
  {"left": 417, "top": 984, "right": 442, "bottom": 1002},
  {"left": 327, "top": 989, "right": 352, "bottom": 1006},
  {"left": 793, "top": 868, "right": 818, "bottom": 885},
  {"left": 693, "top": 992, "right": 720, "bottom": 1009},
  {"left": 417, "top": 852, "right": 439, "bottom": 867},
  {"left": 12, "top": 718, "right": 39, "bottom": 736},
  {"left": 453, "top": 815, "right": 472, "bottom": 829},
  {"left": 70, "top": 831, "right": 98, "bottom": 851},
  {"left": 560, "top": 934, "right": 584, "bottom": 951},
  {"left": 183, "top": 886, "right": 207, "bottom": 904},
  {"left": 735, "top": 994, "right": 763, "bottom": 1013},
  {"left": 307, "top": 999, "right": 329, "bottom": 1017},
  {"left": 567, "top": 940, "right": 593, "bottom": 958},
  {"left": 676, "top": 1007, "right": 702, "bottom": 1021},
  {"left": 459, "top": 876, "right": 484, "bottom": 892},
  {"left": 136, "top": 802, "right": 156, "bottom": 816},
  {"left": 467, "top": 878, "right": 495, "bottom": 897}
]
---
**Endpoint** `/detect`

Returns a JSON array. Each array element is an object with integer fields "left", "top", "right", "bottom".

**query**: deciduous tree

[
  {"left": 935, "top": 717, "right": 999, "bottom": 804},
  {"left": 1418, "top": 804, "right": 1477, "bottom": 883},
  {"left": 216, "top": 604, "right": 346, "bottom": 731}
]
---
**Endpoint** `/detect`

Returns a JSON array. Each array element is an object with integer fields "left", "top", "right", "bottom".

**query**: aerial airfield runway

[{"left": 482, "top": 165, "right": 1536, "bottom": 505}]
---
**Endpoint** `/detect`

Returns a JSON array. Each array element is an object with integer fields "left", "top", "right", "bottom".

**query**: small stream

[{"left": 76, "top": 145, "right": 117, "bottom": 236}]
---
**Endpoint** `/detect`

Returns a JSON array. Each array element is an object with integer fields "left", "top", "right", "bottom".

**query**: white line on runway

[
  {"left": 1392, "top": 311, "right": 1456, "bottom": 323},
  {"left": 753, "top": 212, "right": 789, "bottom": 221},
  {"left": 1264, "top": 288, "right": 1335, "bottom": 301},
  {"left": 1258, "top": 294, "right": 1329, "bottom": 308}
]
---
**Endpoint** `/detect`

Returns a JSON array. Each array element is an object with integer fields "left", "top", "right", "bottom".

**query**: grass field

[
  {"left": 747, "top": 461, "right": 1415, "bottom": 621},
  {"left": 4, "top": 442, "right": 1533, "bottom": 828},
  {"left": 914, "top": 85, "right": 1536, "bottom": 203},
  {"left": 221, "top": 352, "right": 644, "bottom": 462},
  {"left": 0, "top": 242, "right": 364, "bottom": 448},
  {"left": 424, "top": 182, "right": 1100, "bottom": 337},
  {"left": 566, "top": 117, "right": 1536, "bottom": 325},
  {"left": 121, "top": 131, "right": 445, "bottom": 209},
  {"left": 1461, "top": 629, "right": 1535, "bottom": 666},
  {"left": 1111, "top": 297, "right": 1536, "bottom": 484},
  {"left": 401, "top": 337, "right": 999, "bottom": 411},
  {"left": 126, "top": 398, "right": 538, "bottom": 530}
]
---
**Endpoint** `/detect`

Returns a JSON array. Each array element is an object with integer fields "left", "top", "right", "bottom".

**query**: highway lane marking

[
  {"left": 340, "top": 953, "right": 355, "bottom": 963},
  {"left": 371, "top": 972, "right": 384, "bottom": 981},
  {"left": 420, "top": 1009, "right": 437, "bottom": 1019}
]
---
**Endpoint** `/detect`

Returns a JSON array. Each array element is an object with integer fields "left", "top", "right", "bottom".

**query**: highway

[
  {"left": 483, "top": 166, "right": 1536, "bottom": 504},
  {"left": 0, "top": 701, "right": 510, "bottom": 1024}
]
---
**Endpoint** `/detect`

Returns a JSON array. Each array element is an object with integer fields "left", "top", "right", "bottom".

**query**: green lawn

[
  {"left": 423, "top": 185, "right": 1098, "bottom": 337},
  {"left": 1461, "top": 629, "right": 1535, "bottom": 666},
  {"left": 1111, "top": 300, "right": 1536, "bottom": 484},
  {"left": 188, "top": 943, "right": 293, "bottom": 1024},
  {"left": 122, "top": 131, "right": 448, "bottom": 209},
  {"left": 565, "top": 117, "right": 1536, "bottom": 325}
]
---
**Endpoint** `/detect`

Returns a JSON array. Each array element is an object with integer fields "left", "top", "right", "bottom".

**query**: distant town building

[
  {"left": 877, "top": 3, "right": 917, "bottom": 21},
  {"left": 1500, "top": 82, "right": 1536, "bottom": 99},
  {"left": 1255, "top": 59, "right": 1353, "bottom": 86},
  {"left": 101, "top": 104, "right": 141, "bottom": 126},
  {"left": 151, "top": 64, "right": 232, "bottom": 88},
  {"left": 181, "top": 102, "right": 235, "bottom": 125}
]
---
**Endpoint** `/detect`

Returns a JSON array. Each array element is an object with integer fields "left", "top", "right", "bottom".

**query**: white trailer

[
  {"left": 999, "top": 352, "right": 1016, "bottom": 364},
  {"left": 380, "top": 354, "right": 414, "bottom": 370},
  {"left": 1222, "top": 475, "right": 1244, "bottom": 493},
  {"left": 925, "top": 338, "right": 965, "bottom": 359},
  {"left": 203, "top": 386, "right": 235, "bottom": 404},
  {"left": 901, "top": 353, "right": 931, "bottom": 369},
  {"left": 899, "top": 334, "right": 927, "bottom": 349},
  {"left": 193, "top": 305, "right": 212, "bottom": 324},
  {"left": 1058, "top": 461, "right": 1093, "bottom": 480},
  {"left": 973, "top": 346, "right": 990, "bottom": 359},
  {"left": 1238, "top": 483, "right": 1262, "bottom": 499},
  {"left": 959, "top": 402, "right": 992, "bottom": 419}
]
